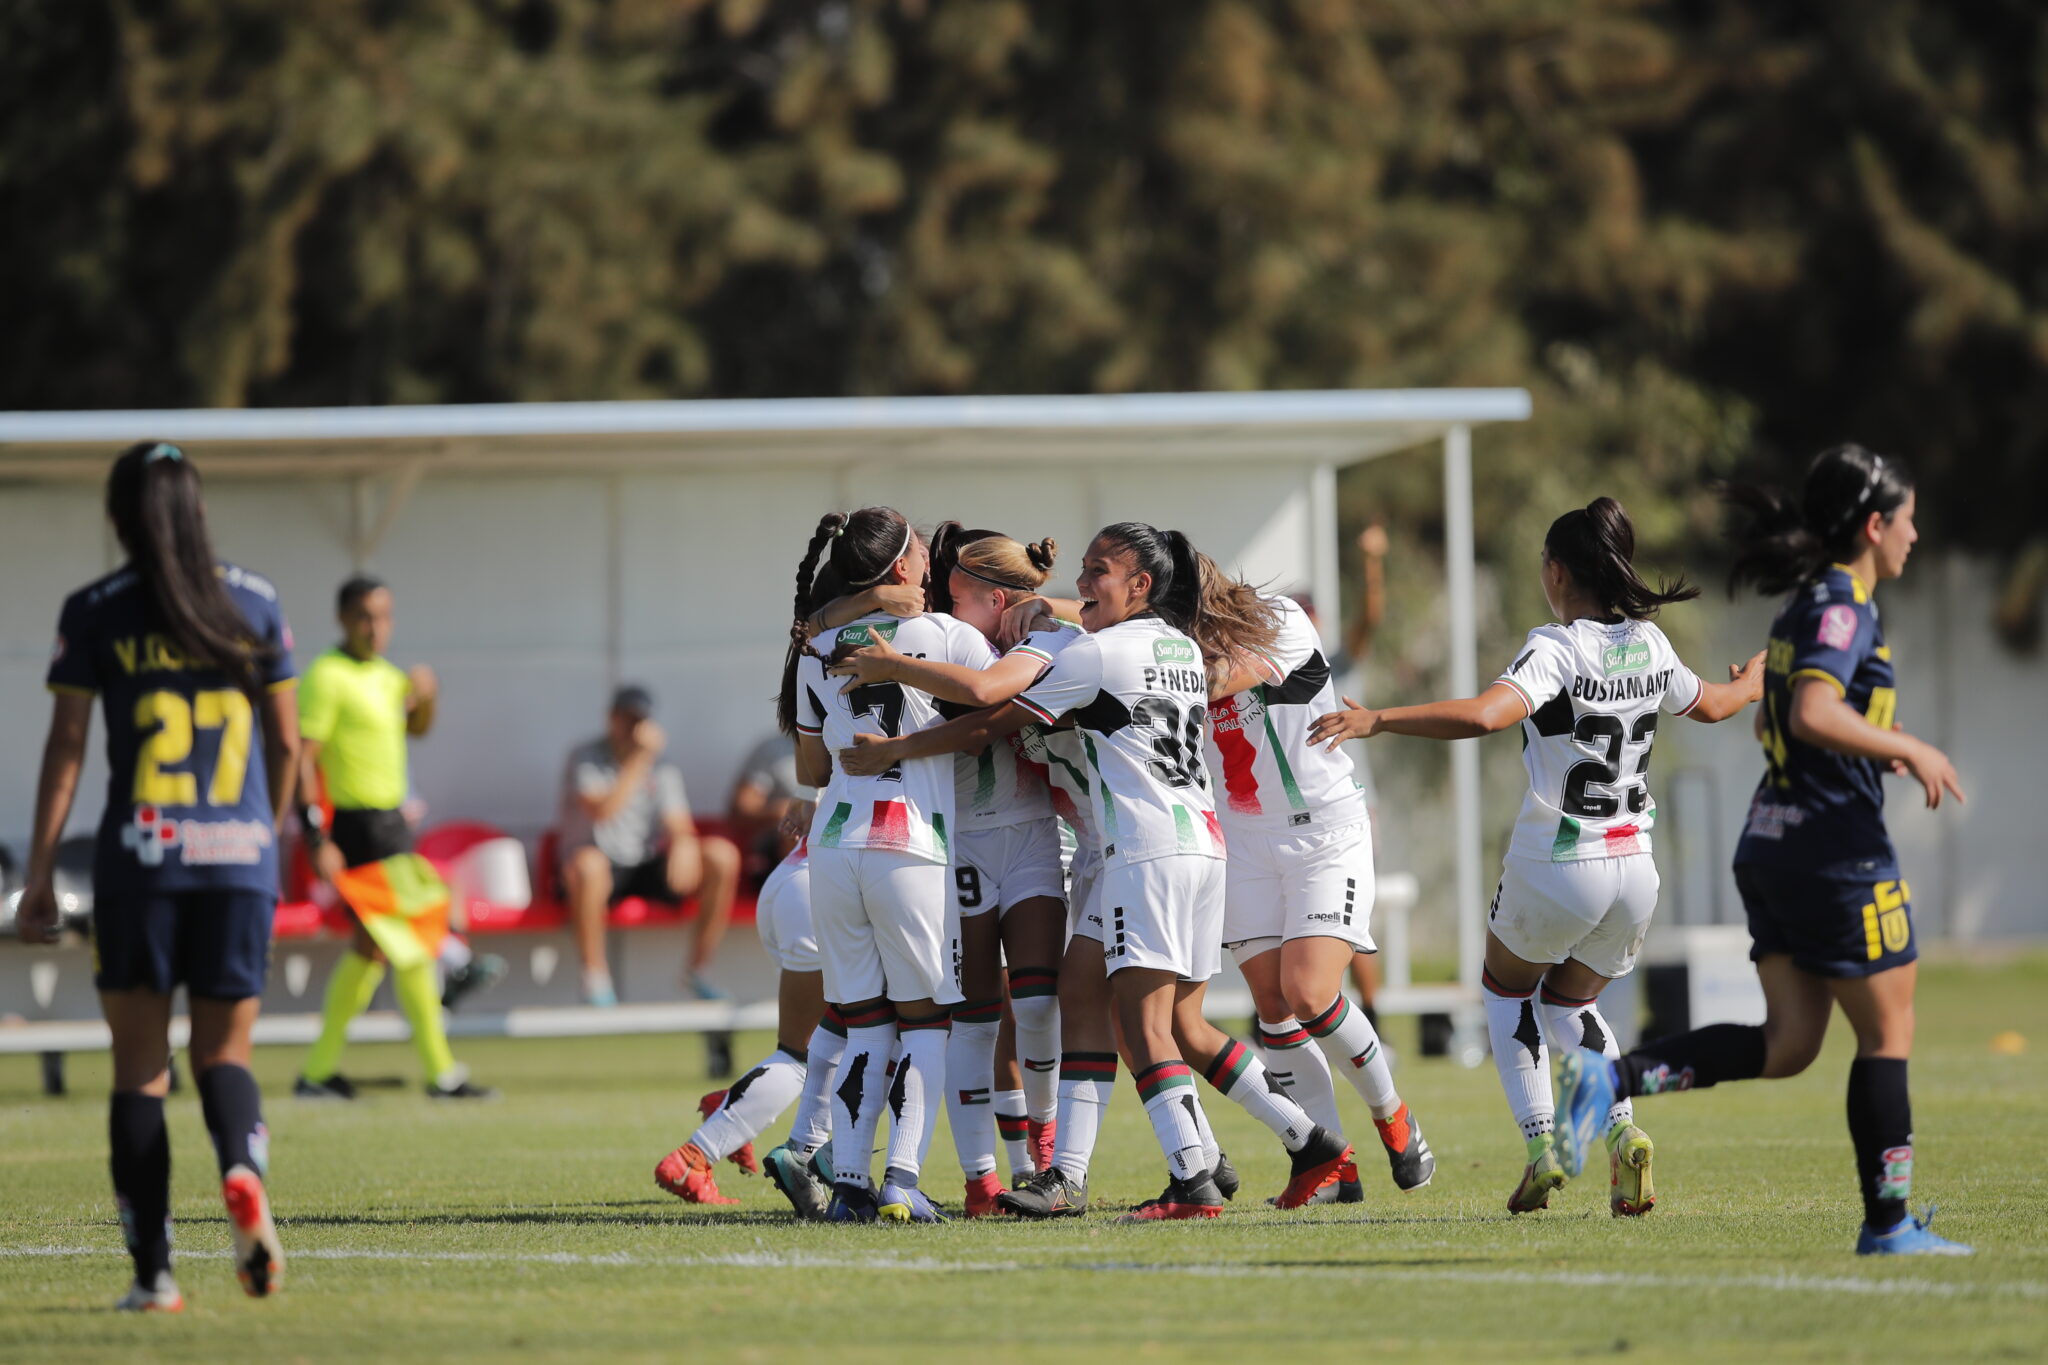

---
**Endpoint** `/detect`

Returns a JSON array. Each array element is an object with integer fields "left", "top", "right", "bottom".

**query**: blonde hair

[
  {"left": 954, "top": 534, "right": 1056, "bottom": 592},
  {"left": 1193, "top": 551, "right": 1285, "bottom": 687}
]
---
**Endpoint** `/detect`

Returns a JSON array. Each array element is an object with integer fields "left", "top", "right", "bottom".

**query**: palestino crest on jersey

[
  {"left": 1208, "top": 688, "right": 1265, "bottom": 736},
  {"left": 121, "top": 806, "right": 181, "bottom": 867}
]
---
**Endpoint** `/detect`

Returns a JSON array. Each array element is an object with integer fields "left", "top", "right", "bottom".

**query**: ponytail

[
  {"left": 1726, "top": 444, "right": 1914, "bottom": 598},
  {"left": 1190, "top": 552, "right": 1286, "bottom": 686},
  {"left": 1544, "top": 497, "right": 1699, "bottom": 621},
  {"left": 776, "top": 506, "right": 916, "bottom": 734},
  {"left": 105, "top": 442, "right": 271, "bottom": 698},
  {"left": 776, "top": 512, "right": 844, "bottom": 736},
  {"left": 927, "top": 521, "right": 996, "bottom": 614},
  {"left": 1096, "top": 521, "right": 1200, "bottom": 634}
]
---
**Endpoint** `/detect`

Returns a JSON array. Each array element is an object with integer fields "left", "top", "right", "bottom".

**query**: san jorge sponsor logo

[
  {"left": 1603, "top": 640, "right": 1651, "bottom": 676},
  {"left": 1152, "top": 638, "right": 1197, "bottom": 665}
]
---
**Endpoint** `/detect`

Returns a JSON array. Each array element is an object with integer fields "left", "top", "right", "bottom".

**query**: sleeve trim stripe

[
  {"left": 794, "top": 722, "right": 823, "bottom": 735},
  {"left": 1008, "top": 645, "right": 1054, "bottom": 663},
  {"left": 46, "top": 684, "right": 95, "bottom": 697},
  {"left": 1675, "top": 679, "right": 1704, "bottom": 716},
  {"left": 1496, "top": 676, "right": 1537, "bottom": 717},
  {"left": 267, "top": 678, "right": 297, "bottom": 694},
  {"left": 1014, "top": 697, "right": 1058, "bottom": 725},
  {"left": 1788, "top": 668, "right": 1847, "bottom": 697}
]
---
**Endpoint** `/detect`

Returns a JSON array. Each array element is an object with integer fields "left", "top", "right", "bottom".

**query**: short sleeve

[
  {"left": 260, "top": 597, "right": 297, "bottom": 691},
  {"left": 1252, "top": 599, "right": 1319, "bottom": 685},
  {"left": 46, "top": 594, "right": 99, "bottom": 696},
  {"left": 574, "top": 750, "right": 613, "bottom": 799},
  {"left": 297, "top": 658, "right": 339, "bottom": 743},
  {"left": 794, "top": 653, "right": 827, "bottom": 736},
  {"left": 1494, "top": 628, "right": 1571, "bottom": 718},
  {"left": 1786, "top": 592, "right": 1870, "bottom": 697},
  {"left": 1016, "top": 635, "right": 1104, "bottom": 725},
  {"left": 1660, "top": 656, "right": 1705, "bottom": 716},
  {"left": 943, "top": 616, "right": 998, "bottom": 669},
  {"left": 655, "top": 764, "right": 688, "bottom": 817}
]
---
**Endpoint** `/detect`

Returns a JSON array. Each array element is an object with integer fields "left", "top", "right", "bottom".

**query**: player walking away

[
  {"left": 1555, "top": 450, "right": 1973, "bottom": 1255},
  {"left": 784, "top": 508, "right": 995, "bottom": 1224},
  {"left": 18, "top": 443, "right": 297, "bottom": 1310},
  {"left": 823, "top": 525, "right": 1070, "bottom": 1216},
  {"left": 1313, "top": 498, "right": 1761, "bottom": 1216},
  {"left": 1197, "top": 560, "right": 1434, "bottom": 1204},
  {"left": 294, "top": 576, "right": 493, "bottom": 1100}
]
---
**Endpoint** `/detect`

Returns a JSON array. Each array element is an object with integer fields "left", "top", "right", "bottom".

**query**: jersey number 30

[
  {"left": 1132, "top": 695, "right": 1207, "bottom": 790},
  {"left": 133, "top": 689, "right": 254, "bottom": 807}
]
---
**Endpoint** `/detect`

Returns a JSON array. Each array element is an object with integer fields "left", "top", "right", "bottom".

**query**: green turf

[{"left": 3, "top": 956, "right": 2045, "bottom": 1363}]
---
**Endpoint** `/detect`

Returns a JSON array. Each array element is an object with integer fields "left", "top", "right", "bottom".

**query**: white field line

[{"left": 2, "top": 1244, "right": 2039, "bottom": 1302}]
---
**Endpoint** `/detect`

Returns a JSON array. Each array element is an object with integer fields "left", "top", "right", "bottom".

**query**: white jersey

[
  {"left": 953, "top": 627, "right": 1055, "bottom": 830},
  {"left": 1015, "top": 615, "right": 1224, "bottom": 870},
  {"left": 1007, "top": 622, "right": 1097, "bottom": 850},
  {"left": 1494, "top": 617, "right": 1704, "bottom": 863},
  {"left": 795, "top": 612, "right": 995, "bottom": 864},
  {"left": 1205, "top": 595, "right": 1367, "bottom": 834}
]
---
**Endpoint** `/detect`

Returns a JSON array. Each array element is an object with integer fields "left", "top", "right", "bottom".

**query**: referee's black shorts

[{"left": 329, "top": 808, "right": 413, "bottom": 870}]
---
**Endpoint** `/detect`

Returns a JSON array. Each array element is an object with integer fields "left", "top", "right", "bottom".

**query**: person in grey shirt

[
  {"left": 559, "top": 686, "right": 741, "bottom": 1004},
  {"left": 727, "top": 731, "right": 811, "bottom": 869}
]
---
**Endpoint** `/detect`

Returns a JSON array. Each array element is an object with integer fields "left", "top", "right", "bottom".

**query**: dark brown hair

[
  {"left": 1544, "top": 497, "right": 1700, "bottom": 621},
  {"left": 776, "top": 507, "right": 914, "bottom": 735},
  {"left": 1725, "top": 444, "right": 1915, "bottom": 597}
]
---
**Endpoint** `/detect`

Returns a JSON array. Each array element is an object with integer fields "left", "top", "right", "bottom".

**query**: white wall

[{"left": 1, "top": 464, "right": 1315, "bottom": 849}]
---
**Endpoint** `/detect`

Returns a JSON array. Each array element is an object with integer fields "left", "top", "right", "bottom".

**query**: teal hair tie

[{"left": 144, "top": 443, "right": 184, "bottom": 463}]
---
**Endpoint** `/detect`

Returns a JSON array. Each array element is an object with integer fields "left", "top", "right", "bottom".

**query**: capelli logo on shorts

[{"left": 1290, "top": 812, "right": 1312, "bottom": 827}]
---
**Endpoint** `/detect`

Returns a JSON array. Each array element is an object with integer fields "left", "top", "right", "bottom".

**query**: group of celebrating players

[{"left": 14, "top": 437, "right": 1972, "bottom": 1311}]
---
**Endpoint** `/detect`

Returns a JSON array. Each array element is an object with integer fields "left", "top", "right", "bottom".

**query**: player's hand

[
  {"left": 407, "top": 664, "right": 439, "bottom": 702},
  {"left": 778, "top": 799, "right": 815, "bottom": 845},
  {"left": 1730, "top": 649, "right": 1766, "bottom": 701},
  {"left": 632, "top": 718, "right": 667, "bottom": 755},
  {"left": 1900, "top": 738, "right": 1967, "bottom": 810},
  {"left": 1358, "top": 524, "right": 1389, "bottom": 558},
  {"left": 313, "top": 840, "right": 347, "bottom": 886},
  {"left": 1307, "top": 697, "right": 1381, "bottom": 751},
  {"left": 997, "top": 597, "right": 1055, "bottom": 649},
  {"left": 838, "top": 733, "right": 898, "bottom": 776},
  {"left": 828, "top": 631, "right": 903, "bottom": 691},
  {"left": 870, "top": 584, "right": 926, "bottom": 619},
  {"left": 13, "top": 876, "right": 60, "bottom": 944}
]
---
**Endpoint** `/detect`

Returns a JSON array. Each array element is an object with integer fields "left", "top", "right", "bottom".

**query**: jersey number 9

[{"left": 133, "top": 689, "right": 254, "bottom": 808}]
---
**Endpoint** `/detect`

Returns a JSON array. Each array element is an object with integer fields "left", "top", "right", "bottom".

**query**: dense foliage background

[{"left": 4, "top": 0, "right": 2044, "bottom": 657}]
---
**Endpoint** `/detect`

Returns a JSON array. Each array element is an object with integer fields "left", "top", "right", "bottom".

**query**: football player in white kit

[
  {"left": 824, "top": 525, "right": 1070, "bottom": 1215},
  {"left": 1195, "top": 558, "right": 1436, "bottom": 1203},
  {"left": 1312, "top": 498, "right": 1762, "bottom": 1216},
  {"left": 782, "top": 507, "right": 997, "bottom": 1223}
]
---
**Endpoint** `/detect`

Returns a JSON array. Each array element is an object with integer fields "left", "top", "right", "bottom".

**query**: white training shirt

[
  {"left": 1204, "top": 595, "right": 1368, "bottom": 834},
  {"left": 1006, "top": 621, "right": 1096, "bottom": 850},
  {"left": 795, "top": 612, "right": 995, "bottom": 863},
  {"left": 1013, "top": 615, "right": 1224, "bottom": 869},
  {"left": 1494, "top": 617, "right": 1704, "bottom": 862}
]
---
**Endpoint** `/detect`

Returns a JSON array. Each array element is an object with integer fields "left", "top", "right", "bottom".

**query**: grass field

[{"left": 3, "top": 955, "right": 2045, "bottom": 1364}]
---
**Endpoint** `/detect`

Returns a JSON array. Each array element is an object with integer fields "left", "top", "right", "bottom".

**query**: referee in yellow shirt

[{"left": 294, "top": 576, "right": 492, "bottom": 1100}]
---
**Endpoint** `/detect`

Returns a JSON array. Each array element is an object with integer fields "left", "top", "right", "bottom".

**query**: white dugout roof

[{"left": 0, "top": 389, "right": 1530, "bottom": 1000}]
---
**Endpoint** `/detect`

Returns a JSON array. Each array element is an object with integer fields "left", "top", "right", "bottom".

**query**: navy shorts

[
  {"left": 92, "top": 889, "right": 275, "bottom": 999},
  {"left": 1735, "top": 857, "right": 1917, "bottom": 979}
]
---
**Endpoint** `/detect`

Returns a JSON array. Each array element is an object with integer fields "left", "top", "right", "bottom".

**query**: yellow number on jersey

[{"left": 132, "top": 689, "right": 254, "bottom": 808}]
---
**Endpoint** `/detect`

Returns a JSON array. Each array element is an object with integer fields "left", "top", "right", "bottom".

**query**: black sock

[
  {"left": 1362, "top": 1001, "right": 1381, "bottom": 1032},
  {"left": 109, "top": 1092, "right": 172, "bottom": 1281},
  {"left": 1616, "top": 1022, "right": 1767, "bottom": 1098},
  {"left": 198, "top": 1063, "right": 268, "bottom": 1178},
  {"left": 1847, "top": 1057, "right": 1912, "bottom": 1231}
]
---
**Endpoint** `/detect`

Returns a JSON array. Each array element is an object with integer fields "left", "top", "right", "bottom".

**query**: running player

[
  {"left": 294, "top": 575, "right": 492, "bottom": 1100},
  {"left": 1555, "top": 450, "right": 1972, "bottom": 1254},
  {"left": 1313, "top": 498, "right": 1761, "bottom": 1215},
  {"left": 18, "top": 442, "right": 296, "bottom": 1310},
  {"left": 784, "top": 507, "right": 994, "bottom": 1223},
  {"left": 823, "top": 525, "right": 1069, "bottom": 1215},
  {"left": 1196, "top": 558, "right": 1434, "bottom": 1203}
]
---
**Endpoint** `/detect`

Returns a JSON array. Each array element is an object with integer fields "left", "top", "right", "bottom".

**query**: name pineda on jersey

[{"left": 1144, "top": 636, "right": 1204, "bottom": 695}]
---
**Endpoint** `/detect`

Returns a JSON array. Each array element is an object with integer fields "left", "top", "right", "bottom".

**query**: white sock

[
  {"left": 1540, "top": 989, "right": 1633, "bottom": 1131},
  {"left": 1202, "top": 1038, "right": 1313, "bottom": 1152},
  {"left": 1255, "top": 1016, "right": 1344, "bottom": 1135},
  {"left": 882, "top": 1016, "right": 948, "bottom": 1183},
  {"left": 944, "top": 1004, "right": 1001, "bottom": 1179},
  {"left": 1051, "top": 1053, "right": 1116, "bottom": 1182},
  {"left": 1008, "top": 971, "right": 1060, "bottom": 1122},
  {"left": 1137, "top": 1062, "right": 1208, "bottom": 1181},
  {"left": 830, "top": 1015, "right": 899, "bottom": 1191},
  {"left": 1304, "top": 992, "right": 1401, "bottom": 1120},
  {"left": 1188, "top": 1086, "right": 1222, "bottom": 1170},
  {"left": 438, "top": 936, "right": 473, "bottom": 972},
  {"left": 581, "top": 966, "right": 613, "bottom": 997},
  {"left": 994, "top": 1089, "right": 1033, "bottom": 1179},
  {"left": 1484, "top": 973, "right": 1553, "bottom": 1143},
  {"left": 692, "top": 1049, "right": 805, "bottom": 1162},
  {"left": 788, "top": 1016, "right": 846, "bottom": 1156}
]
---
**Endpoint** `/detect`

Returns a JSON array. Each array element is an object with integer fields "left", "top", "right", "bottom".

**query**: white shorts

[
  {"left": 807, "top": 846, "right": 961, "bottom": 1006},
  {"left": 1083, "top": 855, "right": 1225, "bottom": 981},
  {"left": 754, "top": 853, "right": 819, "bottom": 974},
  {"left": 1066, "top": 845, "right": 1105, "bottom": 939},
  {"left": 953, "top": 818, "right": 1067, "bottom": 919},
  {"left": 1489, "top": 852, "right": 1660, "bottom": 980},
  {"left": 1221, "top": 820, "right": 1378, "bottom": 955}
]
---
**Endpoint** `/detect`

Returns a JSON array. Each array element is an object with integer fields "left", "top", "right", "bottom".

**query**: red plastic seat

[{"left": 272, "top": 900, "right": 326, "bottom": 939}]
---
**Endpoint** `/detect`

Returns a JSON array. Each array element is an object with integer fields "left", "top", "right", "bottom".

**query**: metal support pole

[
  {"left": 1309, "top": 462, "right": 1341, "bottom": 637},
  {"left": 1443, "top": 425, "right": 1482, "bottom": 1001}
]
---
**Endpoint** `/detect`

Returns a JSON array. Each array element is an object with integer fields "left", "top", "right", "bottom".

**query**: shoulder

[
  {"left": 569, "top": 738, "right": 612, "bottom": 768},
  {"left": 63, "top": 567, "right": 140, "bottom": 618},
  {"left": 1507, "top": 622, "right": 1572, "bottom": 667},
  {"left": 217, "top": 562, "right": 280, "bottom": 604},
  {"left": 302, "top": 648, "right": 348, "bottom": 679}
]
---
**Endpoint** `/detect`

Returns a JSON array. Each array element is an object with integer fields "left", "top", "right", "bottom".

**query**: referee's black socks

[
  {"left": 109, "top": 1092, "right": 172, "bottom": 1282},
  {"left": 1847, "top": 1056, "right": 1913, "bottom": 1231},
  {"left": 1615, "top": 1022, "right": 1768, "bottom": 1097},
  {"left": 198, "top": 1062, "right": 268, "bottom": 1177}
]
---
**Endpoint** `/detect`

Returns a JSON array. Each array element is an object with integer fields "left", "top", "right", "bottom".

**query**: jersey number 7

[{"left": 849, "top": 682, "right": 907, "bottom": 782}]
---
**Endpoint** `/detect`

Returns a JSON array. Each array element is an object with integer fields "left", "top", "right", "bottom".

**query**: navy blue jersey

[
  {"left": 47, "top": 563, "right": 297, "bottom": 896},
  {"left": 1735, "top": 565, "right": 1897, "bottom": 866}
]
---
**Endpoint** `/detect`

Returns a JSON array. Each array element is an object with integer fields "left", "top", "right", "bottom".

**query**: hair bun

[{"left": 1028, "top": 538, "right": 1057, "bottom": 571}]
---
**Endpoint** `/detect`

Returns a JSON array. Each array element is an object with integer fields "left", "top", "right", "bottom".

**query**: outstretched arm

[
  {"left": 1685, "top": 651, "right": 1766, "bottom": 723},
  {"left": 838, "top": 701, "right": 1039, "bottom": 776},
  {"left": 1307, "top": 682, "right": 1528, "bottom": 750},
  {"left": 1788, "top": 678, "right": 1965, "bottom": 809},
  {"left": 828, "top": 631, "right": 1044, "bottom": 707},
  {"left": 809, "top": 585, "right": 926, "bottom": 634}
]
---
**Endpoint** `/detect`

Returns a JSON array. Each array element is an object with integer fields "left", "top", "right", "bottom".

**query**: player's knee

[
  {"left": 702, "top": 836, "right": 741, "bottom": 877},
  {"left": 1010, "top": 988, "right": 1057, "bottom": 1035},
  {"left": 566, "top": 846, "right": 610, "bottom": 894},
  {"left": 1761, "top": 1025, "right": 1825, "bottom": 1079}
]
